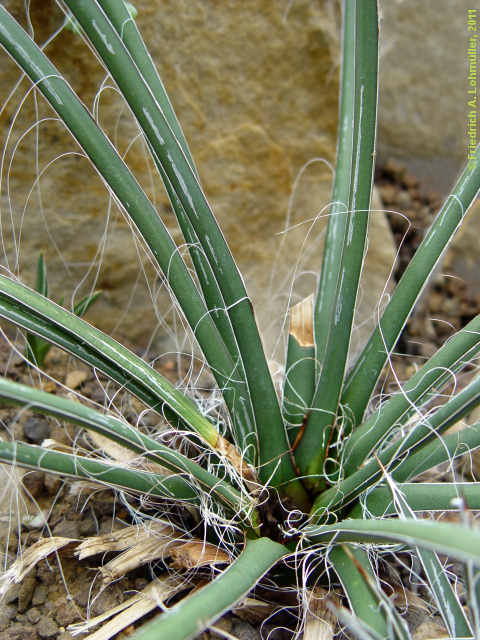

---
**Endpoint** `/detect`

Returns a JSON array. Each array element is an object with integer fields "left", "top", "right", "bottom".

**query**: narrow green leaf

[
  {"left": 0, "top": 276, "right": 220, "bottom": 447},
  {"left": 129, "top": 538, "right": 287, "bottom": 640},
  {"left": 304, "top": 518, "right": 480, "bottom": 567},
  {"left": 0, "top": 440, "right": 198, "bottom": 504},
  {"left": 73, "top": 290, "right": 102, "bottom": 317},
  {"left": 282, "top": 295, "right": 315, "bottom": 445},
  {"left": 313, "top": 422, "right": 480, "bottom": 520},
  {"left": 95, "top": 0, "right": 255, "bottom": 443},
  {"left": 0, "top": 376, "right": 254, "bottom": 519},
  {"left": 383, "top": 481, "right": 472, "bottom": 639},
  {"left": 295, "top": 0, "right": 379, "bottom": 482},
  {"left": 342, "top": 313, "right": 480, "bottom": 475},
  {"left": 96, "top": 0, "right": 241, "bottom": 359},
  {"left": 25, "top": 253, "right": 50, "bottom": 367},
  {"left": 392, "top": 422, "right": 480, "bottom": 482},
  {"left": 0, "top": 6, "right": 256, "bottom": 466},
  {"left": 357, "top": 482, "right": 480, "bottom": 517},
  {"left": 342, "top": 146, "right": 480, "bottom": 425},
  {"left": 61, "top": 0, "right": 299, "bottom": 491},
  {"left": 329, "top": 545, "right": 389, "bottom": 638},
  {"left": 35, "top": 253, "right": 48, "bottom": 297}
]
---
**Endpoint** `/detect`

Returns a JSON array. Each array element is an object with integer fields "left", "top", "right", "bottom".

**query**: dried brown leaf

[
  {"left": 0, "top": 536, "right": 76, "bottom": 599},
  {"left": 170, "top": 540, "right": 231, "bottom": 570},
  {"left": 303, "top": 588, "right": 338, "bottom": 640},
  {"left": 289, "top": 294, "right": 314, "bottom": 347},
  {"left": 76, "top": 521, "right": 175, "bottom": 561}
]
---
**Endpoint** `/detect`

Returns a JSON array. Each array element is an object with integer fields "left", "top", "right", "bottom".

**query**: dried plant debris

[
  {"left": 170, "top": 540, "right": 231, "bottom": 570},
  {"left": 68, "top": 575, "right": 187, "bottom": 640},
  {"left": 302, "top": 588, "right": 339, "bottom": 640},
  {"left": 0, "top": 536, "right": 77, "bottom": 599}
]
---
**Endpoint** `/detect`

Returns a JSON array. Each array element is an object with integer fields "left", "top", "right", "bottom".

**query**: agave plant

[{"left": 1, "top": 2, "right": 480, "bottom": 639}]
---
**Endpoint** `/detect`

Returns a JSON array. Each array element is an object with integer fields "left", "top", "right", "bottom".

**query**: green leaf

[
  {"left": 359, "top": 482, "right": 480, "bottom": 517},
  {"left": 61, "top": 0, "right": 301, "bottom": 493},
  {"left": 0, "top": 376, "right": 254, "bottom": 519},
  {"left": 329, "top": 545, "right": 389, "bottom": 638},
  {"left": 128, "top": 538, "right": 287, "bottom": 640},
  {"left": 95, "top": 0, "right": 255, "bottom": 449},
  {"left": 0, "top": 440, "right": 198, "bottom": 504},
  {"left": 295, "top": 0, "right": 379, "bottom": 482},
  {"left": 342, "top": 145, "right": 480, "bottom": 426},
  {"left": 382, "top": 480, "right": 472, "bottom": 639},
  {"left": 0, "top": 275, "right": 221, "bottom": 448},
  {"left": 313, "top": 418, "right": 480, "bottom": 520},
  {"left": 342, "top": 313, "right": 480, "bottom": 476},
  {"left": 0, "top": 6, "right": 257, "bottom": 468},
  {"left": 305, "top": 518, "right": 480, "bottom": 567},
  {"left": 73, "top": 290, "right": 102, "bottom": 317}
]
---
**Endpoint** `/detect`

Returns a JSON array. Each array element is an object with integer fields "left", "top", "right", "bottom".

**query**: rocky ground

[{"left": 0, "top": 161, "right": 479, "bottom": 640}]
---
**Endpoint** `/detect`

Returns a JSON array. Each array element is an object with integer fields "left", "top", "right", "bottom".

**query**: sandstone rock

[
  {"left": 378, "top": 1, "right": 473, "bottom": 194},
  {"left": 0, "top": 0, "right": 395, "bottom": 362}
]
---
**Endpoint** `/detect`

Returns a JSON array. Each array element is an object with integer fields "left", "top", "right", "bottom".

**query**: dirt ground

[{"left": 0, "top": 161, "right": 479, "bottom": 640}]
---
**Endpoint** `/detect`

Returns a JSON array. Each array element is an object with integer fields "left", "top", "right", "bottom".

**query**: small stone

[
  {"left": 0, "top": 623, "right": 38, "bottom": 639},
  {"left": 32, "top": 584, "right": 48, "bottom": 607},
  {"left": 65, "top": 370, "right": 88, "bottom": 390},
  {"left": 383, "top": 158, "right": 405, "bottom": 179},
  {"left": 79, "top": 514, "right": 97, "bottom": 537},
  {"left": 0, "top": 604, "right": 17, "bottom": 631},
  {"left": 57, "top": 633, "right": 74, "bottom": 640},
  {"left": 22, "top": 472, "right": 45, "bottom": 499},
  {"left": 91, "top": 583, "right": 123, "bottom": 616},
  {"left": 18, "top": 572, "right": 37, "bottom": 612},
  {"left": 54, "top": 598, "right": 78, "bottom": 627},
  {"left": 52, "top": 520, "right": 80, "bottom": 539},
  {"left": 37, "top": 616, "right": 58, "bottom": 639},
  {"left": 231, "top": 619, "right": 261, "bottom": 640},
  {"left": 3, "top": 583, "right": 20, "bottom": 605},
  {"left": 402, "top": 171, "right": 419, "bottom": 189},
  {"left": 72, "top": 584, "right": 90, "bottom": 609},
  {"left": 43, "top": 474, "right": 62, "bottom": 496},
  {"left": 379, "top": 184, "right": 397, "bottom": 205},
  {"left": 36, "top": 564, "right": 56, "bottom": 586},
  {"left": 396, "top": 189, "right": 412, "bottom": 208},
  {"left": 26, "top": 608, "right": 41, "bottom": 625},
  {"left": 23, "top": 417, "right": 50, "bottom": 445}
]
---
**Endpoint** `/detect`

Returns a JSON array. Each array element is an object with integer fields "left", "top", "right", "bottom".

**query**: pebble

[
  {"left": 52, "top": 520, "right": 80, "bottom": 539},
  {"left": 54, "top": 600, "right": 78, "bottom": 628},
  {"left": 396, "top": 189, "right": 412, "bottom": 208},
  {"left": 43, "top": 474, "right": 62, "bottom": 497},
  {"left": 37, "top": 616, "right": 58, "bottom": 639},
  {"left": 0, "top": 623, "right": 38, "bottom": 639},
  {"left": 32, "top": 585, "right": 48, "bottom": 607},
  {"left": 0, "top": 605, "right": 17, "bottom": 631},
  {"left": 26, "top": 609, "right": 41, "bottom": 625},
  {"left": 79, "top": 514, "right": 97, "bottom": 537},
  {"left": 22, "top": 472, "right": 45, "bottom": 499},
  {"left": 231, "top": 619, "right": 261, "bottom": 640},
  {"left": 23, "top": 417, "right": 50, "bottom": 445},
  {"left": 18, "top": 572, "right": 37, "bottom": 612}
]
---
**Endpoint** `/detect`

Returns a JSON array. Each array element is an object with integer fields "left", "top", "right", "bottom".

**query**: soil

[{"left": 0, "top": 160, "right": 479, "bottom": 640}]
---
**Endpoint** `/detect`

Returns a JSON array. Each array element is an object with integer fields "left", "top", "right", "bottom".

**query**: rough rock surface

[
  {"left": 0, "top": 0, "right": 395, "bottom": 358},
  {"left": 378, "top": 1, "right": 473, "bottom": 193}
]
